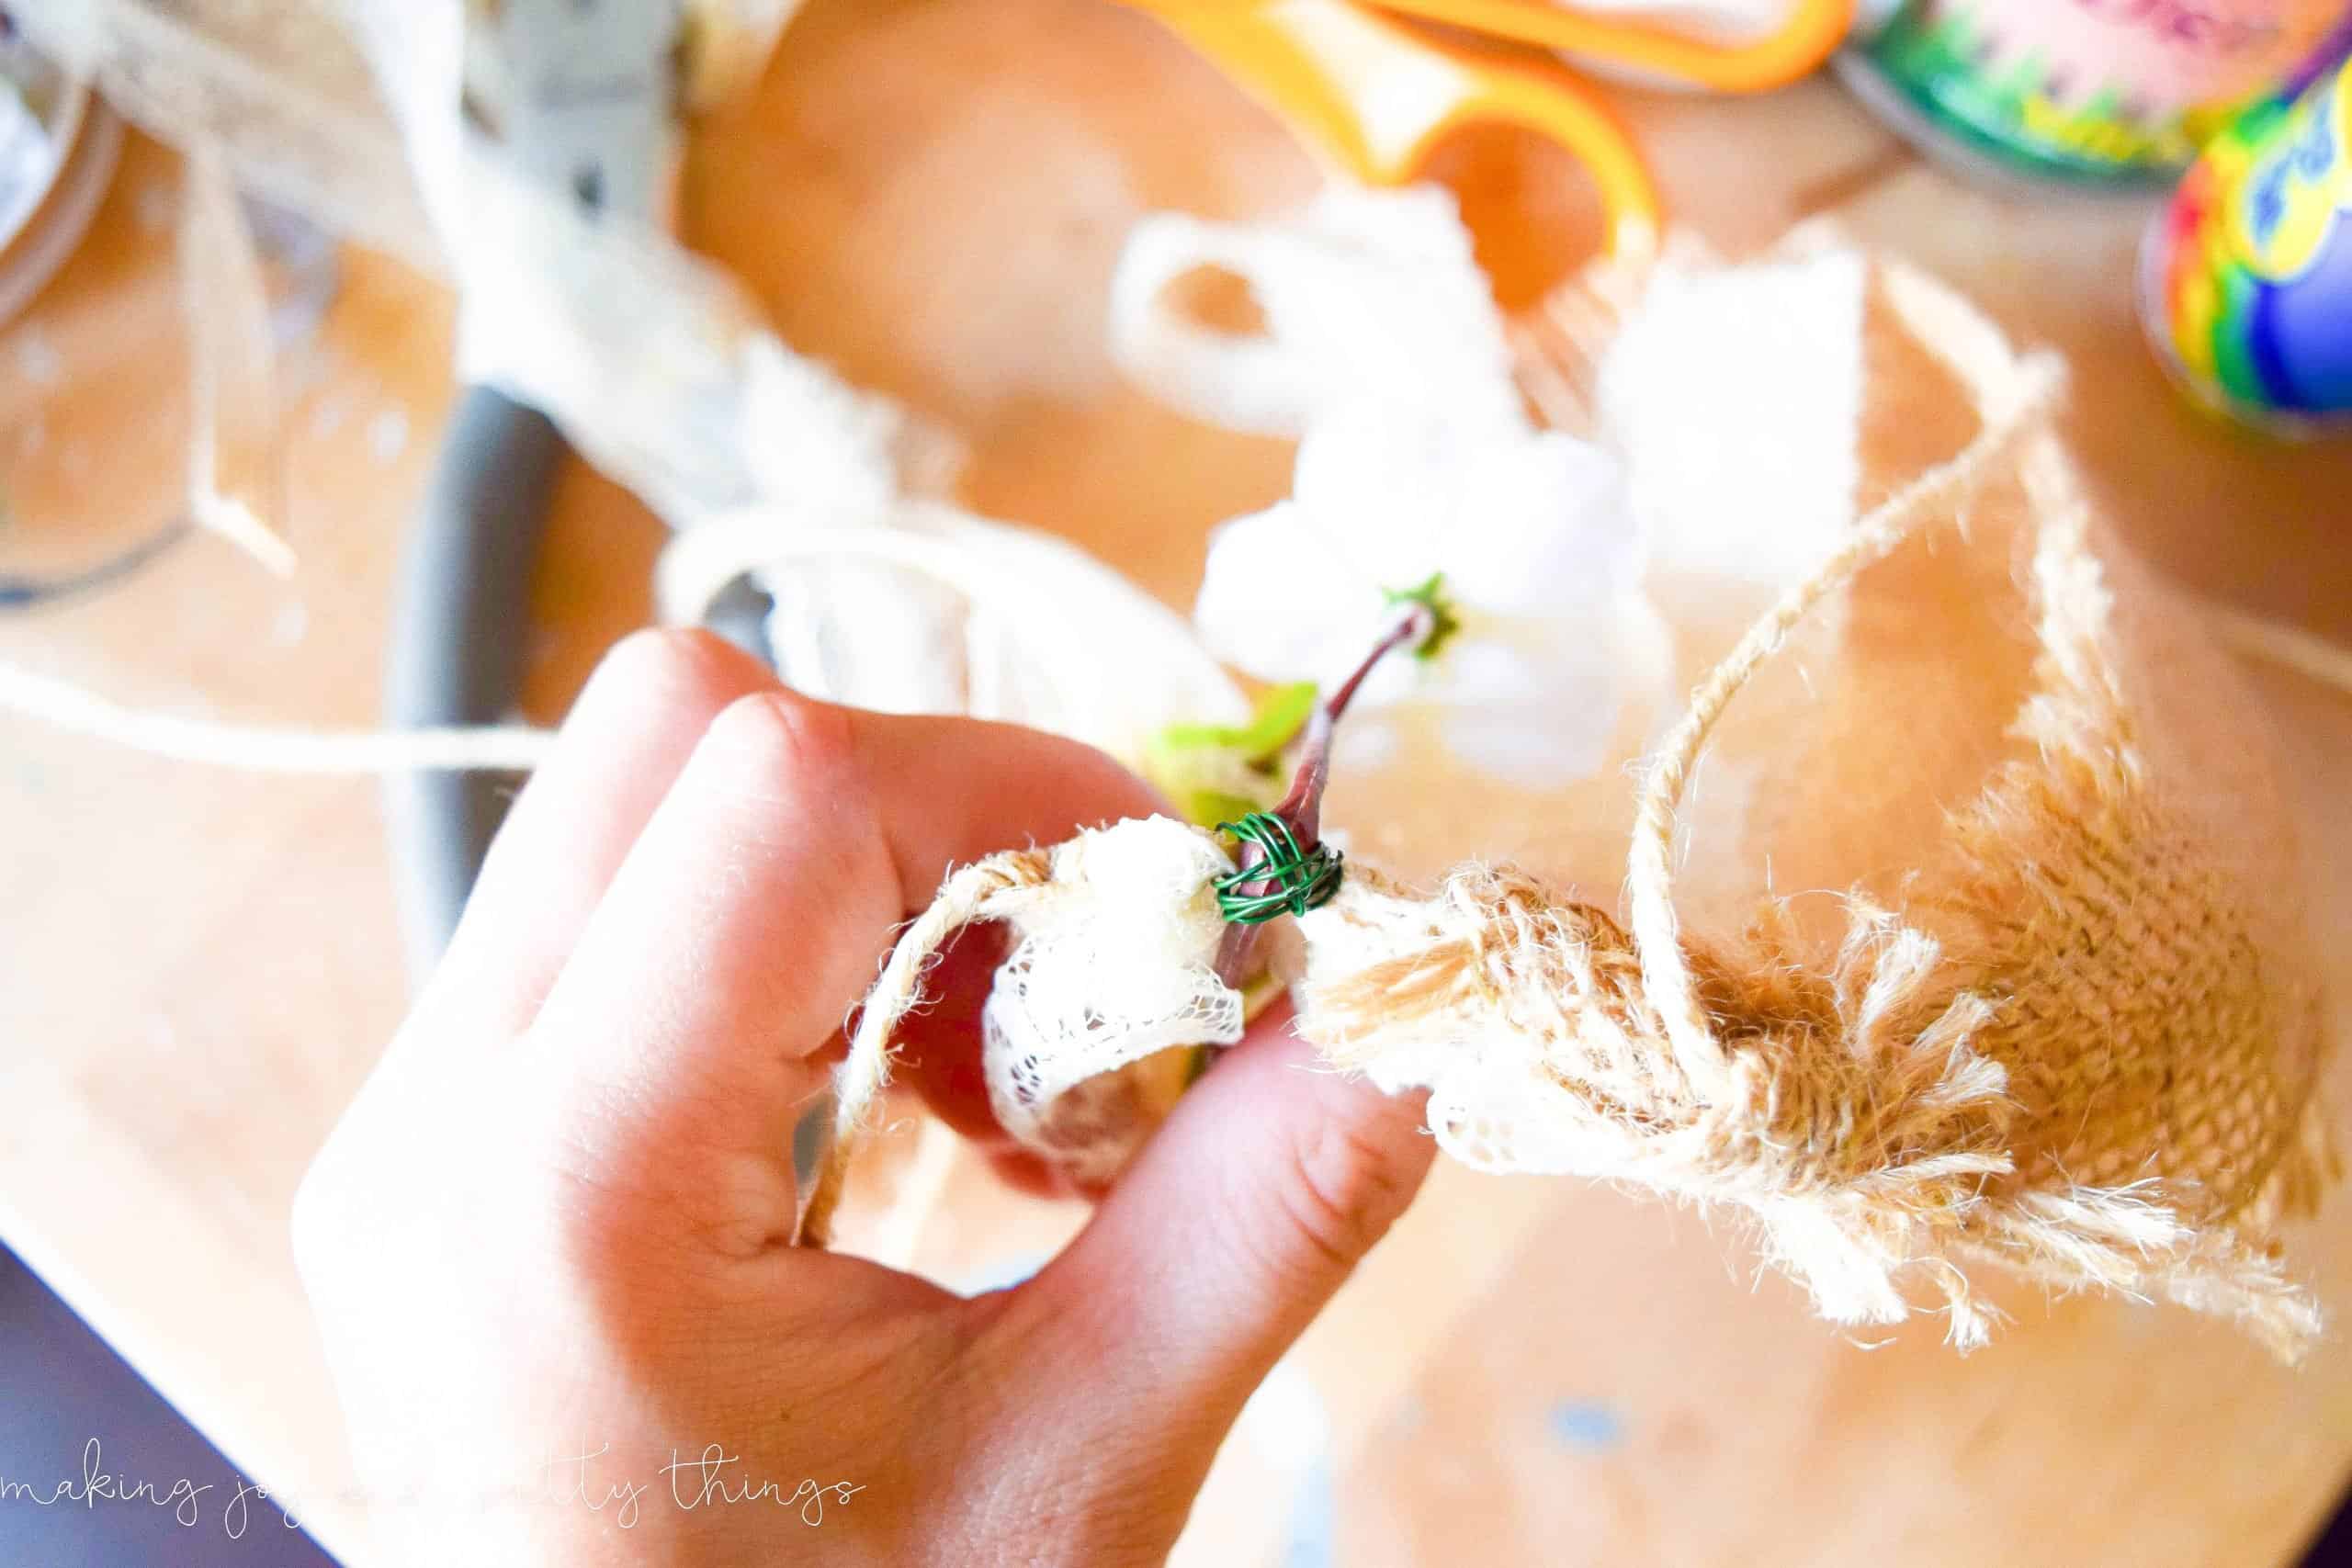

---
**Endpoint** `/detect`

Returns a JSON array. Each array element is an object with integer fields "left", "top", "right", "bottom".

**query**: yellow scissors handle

[
  {"left": 1378, "top": 0, "right": 1855, "bottom": 94},
  {"left": 1142, "top": 0, "right": 1662, "bottom": 262}
]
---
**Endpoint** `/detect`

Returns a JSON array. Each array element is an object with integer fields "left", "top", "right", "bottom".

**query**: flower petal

[
  {"left": 1442, "top": 432, "right": 1638, "bottom": 618},
  {"left": 1427, "top": 626, "right": 1623, "bottom": 784},
  {"left": 1193, "top": 502, "right": 1388, "bottom": 683}
]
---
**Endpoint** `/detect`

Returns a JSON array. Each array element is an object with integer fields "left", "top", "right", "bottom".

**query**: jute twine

[
  {"left": 796, "top": 851, "right": 1053, "bottom": 1247},
  {"left": 796, "top": 260, "right": 2335, "bottom": 1358}
]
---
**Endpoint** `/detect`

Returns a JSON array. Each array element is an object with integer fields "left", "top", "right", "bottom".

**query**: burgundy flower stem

[{"left": 1212, "top": 600, "right": 1436, "bottom": 990}]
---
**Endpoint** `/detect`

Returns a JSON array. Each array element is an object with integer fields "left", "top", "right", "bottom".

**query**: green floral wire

[{"left": 1213, "top": 812, "right": 1344, "bottom": 924}]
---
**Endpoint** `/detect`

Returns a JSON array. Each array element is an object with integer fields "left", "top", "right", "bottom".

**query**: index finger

[{"left": 526, "top": 692, "right": 1161, "bottom": 1238}]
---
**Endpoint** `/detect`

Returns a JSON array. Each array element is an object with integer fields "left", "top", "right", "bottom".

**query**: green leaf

[
  {"left": 1143, "top": 682, "right": 1321, "bottom": 826},
  {"left": 1155, "top": 681, "right": 1319, "bottom": 764}
]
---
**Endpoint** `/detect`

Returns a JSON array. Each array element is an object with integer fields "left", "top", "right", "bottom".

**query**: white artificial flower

[
  {"left": 1115, "top": 182, "right": 1668, "bottom": 786},
  {"left": 1193, "top": 401, "right": 1667, "bottom": 785}
]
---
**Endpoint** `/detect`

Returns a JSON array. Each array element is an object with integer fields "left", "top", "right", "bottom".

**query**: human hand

[{"left": 294, "top": 629, "right": 1434, "bottom": 1566}]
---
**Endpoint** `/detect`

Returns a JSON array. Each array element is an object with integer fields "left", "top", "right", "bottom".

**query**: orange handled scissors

[{"left": 1125, "top": 0, "right": 1854, "bottom": 265}]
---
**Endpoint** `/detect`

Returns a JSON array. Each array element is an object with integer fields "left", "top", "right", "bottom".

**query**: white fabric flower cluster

[{"left": 1114, "top": 186, "right": 1667, "bottom": 785}]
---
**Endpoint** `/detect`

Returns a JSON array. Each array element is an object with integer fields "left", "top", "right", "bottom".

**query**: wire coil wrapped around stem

[{"left": 1214, "top": 811, "right": 1345, "bottom": 923}]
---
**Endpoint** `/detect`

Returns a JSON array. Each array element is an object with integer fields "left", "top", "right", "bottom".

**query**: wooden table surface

[{"left": 3, "top": 3, "right": 2349, "bottom": 1563}]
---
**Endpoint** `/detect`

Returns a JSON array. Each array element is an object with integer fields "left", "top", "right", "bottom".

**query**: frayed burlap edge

[
  {"left": 1295, "top": 260, "right": 2332, "bottom": 1358},
  {"left": 801, "top": 258, "right": 2333, "bottom": 1360}
]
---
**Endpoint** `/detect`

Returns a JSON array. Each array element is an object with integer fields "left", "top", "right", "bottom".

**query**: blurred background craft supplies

[
  {"left": 0, "top": 8, "right": 120, "bottom": 326},
  {"left": 1127, "top": 0, "right": 1665, "bottom": 269},
  {"left": 2142, "top": 44, "right": 2352, "bottom": 429},
  {"left": 1200, "top": 0, "right": 1859, "bottom": 91},
  {"left": 0, "top": 8, "right": 159, "bottom": 611},
  {"left": 1124, "top": 0, "right": 1856, "bottom": 278},
  {"left": 1840, "top": 0, "right": 2350, "bottom": 187},
  {"left": 0, "top": 3, "right": 362, "bottom": 610}
]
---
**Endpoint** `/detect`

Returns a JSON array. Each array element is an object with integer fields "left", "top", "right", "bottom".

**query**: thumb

[{"left": 986, "top": 1009, "right": 1434, "bottom": 1484}]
